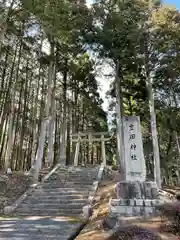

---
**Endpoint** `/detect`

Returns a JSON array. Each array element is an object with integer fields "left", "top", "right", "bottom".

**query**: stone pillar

[
  {"left": 123, "top": 116, "right": 146, "bottom": 182},
  {"left": 74, "top": 135, "right": 80, "bottom": 166},
  {"left": 101, "top": 134, "right": 106, "bottom": 166},
  {"left": 109, "top": 116, "right": 162, "bottom": 219}
]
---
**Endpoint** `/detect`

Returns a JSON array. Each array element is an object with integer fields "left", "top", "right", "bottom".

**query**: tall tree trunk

[
  {"left": 17, "top": 63, "right": 30, "bottom": 169},
  {"left": 4, "top": 100, "right": 15, "bottom": 171},
  {"left": 30, "top": 40, "right": 55, "bottom": 180},
  {"left": 31, "top": 62, "right": 41, "bottom": 166},
  {"left": 171, "top": 90, "right": 180, "bottom": 185},
  {"left": 146, "top": 79, "right": 161, "bottom": 188},
  {"left": 4, "top": 34, "right": 23, "bottom": 171},
  {"left": 13, "top": 77, "right": 24, "bottom": 169},
  {"left": 66, "top": 104, "right": 71, "bottom": 165},
  {"left": 59, "top": 58, "right": 68, "bottom": 165},
  {"left": 47, "top": 64, "right": 56, "bottom": 166},
  {"left": 0, "top": 41, "right": 18, "bottom": 130},
  {"left": 0, "top": 45, "right": 9, "bottom": 101},
  {"left": 144, "top": 32, "right": 161, "bottom": 188},
  {"left": 53, "top": 110, "right": 58, "bottom": 166},
  {"left": 0, "top": 116, "right": 8, "bottom": 169},
  {"left": 115, "top": 60, "right": 125, "bottom": 179}
]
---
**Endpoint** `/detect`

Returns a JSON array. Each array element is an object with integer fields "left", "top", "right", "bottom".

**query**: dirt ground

[
  {"left": 0, "top": 168, "right": 51, "bottom": 213},
  {"left": 77, "top": 177, "right": 180, "bottom": 240}
]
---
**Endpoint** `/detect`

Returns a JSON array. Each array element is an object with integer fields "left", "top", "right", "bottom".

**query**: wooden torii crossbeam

[{"left": 71, "top": 132, "right": 110, "bottom": 166}]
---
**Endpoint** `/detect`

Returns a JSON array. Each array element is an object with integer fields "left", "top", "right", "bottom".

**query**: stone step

[
  {"left": 34, "top": 187, "right": 89, "bottom": 191},
  {"left": 22, "top": 198, "right": 86, "bottom": 204},
  {"left": 26, "top": 196, "right": 88, "bottom": 202},
  {"left": 43, "top": 181, "right": 94, "bottom": 186},
  {"left": 38, "top": 186, "right": 90, "bottom": 190},
  {"left": 63, "top": 166, "right": 99, "bottom": 170},
  {"left": 40, "top": 188, "right": 91, "bottom": 192},
  {"left": 19, "top": 202, "right": 86, "bottom": 209},
  {"left": 3, "top": 221, "right": 79, "bottom": 230},
  {"left": 29, "top": 192, "right": 89, "bottom": 197},
  {"left": 30, "top": 188, "right": 89, "bottom": 193},
  {"left": 25, "top": 195, "right": 87, "bottom": 201},
  {"left": 41, "top": 184, "right": 93, "bottom": 189},
  {"left": 49, "top": 174, "right": 97, "bottom": 180},
  {"left": 35, "top": 187, "right": 89, "bottom": 191},
  {"left": 57, "top": 168, "right": 98, "bottom": 172},
  {"left": 66, "top": 171, "right": 99, "bottom": 173},
  {"left": 47, "top": 180, "right": 94, "bottom": 184},
  {"left": 0, "top": 229, "right": 75, "bottom": 238},
  {"left": 45, "top": 177, "right": 95, "bottom": 180},
  {"left": 8, "top": 212, "right": 83, "bottom": 218},
  {"left": 16, "top": 208, "right": 82, "bottom": 215},
  {"left": 61, "top": 172, "right": 98, "bottom": 175},
  {"left": 27, "top": 194, "right": 88, "bottom": 199},
  {"left": 48, "top": 177, "right": 97, "bottom": 181},
  {"left": 2, "top": 233, "right": 73, "bottom": 240},
  {"left": 59, "top": 173, "right": 98, "bottom": 176},
  {"left": 0, "top": 233, "right": 71, "bottom": 239},
  {"left": 12, "top": 212, "right": 82, "bottom": 217},
  {"left": 50, "top": 172, "right": 98, "bottom": 175}
]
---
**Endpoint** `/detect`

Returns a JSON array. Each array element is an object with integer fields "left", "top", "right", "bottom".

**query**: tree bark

[
  {"left": 144, "top": 23, "right": 161, "bottom": 188},
  {"left": 30, "top": 39, "right": 55, "bottom": 180},
  {"left": 59, "top": 58, "right": 68, "bottom": 165},
  {"left": 115, "top": 60, "right": 125, "bottom": 179}
]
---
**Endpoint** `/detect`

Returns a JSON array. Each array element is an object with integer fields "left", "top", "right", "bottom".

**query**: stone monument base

[{"left": 109, "top": 180, "right": 165, "bottom": 217}]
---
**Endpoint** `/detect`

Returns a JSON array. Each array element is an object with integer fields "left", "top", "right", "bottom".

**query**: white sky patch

[
  {"left": 86, "top": 0, "right": 95, "bottom": 8},
  {"left": 98, "top": 78, "right": 111, "bottom": 110},
  {"left": 88, "top": 50, "right": 113, "bottom": 112},
  {"left": 86, "top": 0, "right": 93, "bottom": 4},
  {"left": 86, "top": 2, "right": 92, "bottom": 8},
  {"left": 42, "top": 39, "right": 51, "bottom": 55},
  {"left": 96, "top": 64, "right": 113, "bottom": 111},
  {"left": 96, "top": 63, "right": 114, "bottom": 127}
]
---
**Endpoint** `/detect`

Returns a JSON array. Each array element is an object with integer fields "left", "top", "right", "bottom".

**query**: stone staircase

[
  {"left": 0, "top": 165, "right": 101, "bottom": 240},
  {"left": 12, "top": 165, "right": 100, "bottom": 217}
]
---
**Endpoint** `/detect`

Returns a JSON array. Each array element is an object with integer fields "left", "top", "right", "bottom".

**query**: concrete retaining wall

[{"left": 109, "top": 198, "right": 166, "bottom": 217}]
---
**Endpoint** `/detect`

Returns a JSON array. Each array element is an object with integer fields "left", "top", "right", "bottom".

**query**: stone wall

[
  {"left": 109, "top": 198, "right": 166, "bottom": 217},
  {"left": 109, "top": 180, "right": 165, "bottom": 217},
  {"left": 115, "top": 181, "right": 159, "bottom": 199}
]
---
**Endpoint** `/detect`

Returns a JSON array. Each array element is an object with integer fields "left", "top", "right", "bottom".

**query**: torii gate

[{"left": 71, "top": 132, "right": 110, "bottom": 166}]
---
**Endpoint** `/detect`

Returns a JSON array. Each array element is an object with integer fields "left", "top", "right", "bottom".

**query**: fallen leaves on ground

[
  {"left": 0, "top": 168, "right": 51, "bottom": 213},
  {"left": 0, "top": 171, "right": 33, "bottom": 213}
]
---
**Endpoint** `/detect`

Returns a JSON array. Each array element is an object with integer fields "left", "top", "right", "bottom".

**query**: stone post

[
  {"left": 74, "top": 134, "right": 80, "bottom": 166},
  {"left": 101, "top": 134, "right": 106, "bottom": 165}
]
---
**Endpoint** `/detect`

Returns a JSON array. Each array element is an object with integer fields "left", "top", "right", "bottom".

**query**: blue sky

[{"left": 164, "top": 0, "right": 180, "bottom": 9}]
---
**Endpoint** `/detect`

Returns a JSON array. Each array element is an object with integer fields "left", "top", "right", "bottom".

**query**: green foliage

[
  {"left": 2, "top": 0, "right": 180, "bottom": 183},
  {"left": 21, "top": 0, "right": 90, "bottom": 43},
  {"left": 84, "top": 0, "right": 180, "bottom": 182}
]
